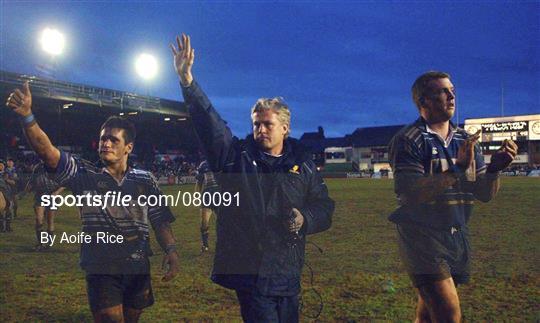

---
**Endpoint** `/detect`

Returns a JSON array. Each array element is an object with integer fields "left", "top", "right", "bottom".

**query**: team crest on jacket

[{"left": 289, "top": 165, "right": 300, "bottom": 174}]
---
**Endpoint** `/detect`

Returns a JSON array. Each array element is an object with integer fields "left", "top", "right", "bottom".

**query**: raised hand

[
  {"left": 456, "top": 130, "right": 480, "bottom": 171},
  {"left": 170, "top": 33, "right": 194, "bottom": 86},
  {"left": 488, "top": 139, "right": 518, "bottom": 172},
  {"left": 6, "top": 81, "right": 33, "bottom": 117}
]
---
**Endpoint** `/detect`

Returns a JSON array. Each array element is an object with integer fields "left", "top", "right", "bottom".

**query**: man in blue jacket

[{"left": 171, "top": 34, "right": 334, "bottom": 322}]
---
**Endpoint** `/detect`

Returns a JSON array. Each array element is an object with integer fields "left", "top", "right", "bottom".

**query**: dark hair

[
  {"left": 411, "top": 71, "right": 451, "bottom": 110},
  {"left": 100, "top": 116, "right": 136, "bottom": 144}
]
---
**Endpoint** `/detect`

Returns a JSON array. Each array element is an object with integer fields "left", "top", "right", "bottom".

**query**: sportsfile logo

[{"left": 40, "top": 191, "right": 240, "bottom": 210}]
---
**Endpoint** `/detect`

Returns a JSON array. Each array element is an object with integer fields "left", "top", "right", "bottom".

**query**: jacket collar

[{"left": 244, "top": 135, "right": 311, "bottom": 167}]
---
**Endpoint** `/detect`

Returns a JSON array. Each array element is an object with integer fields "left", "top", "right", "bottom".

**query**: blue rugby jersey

[
  {"left": 5, "top": 166, "right": 18, "bottom": 182},
  {"left": 196, "top": 160, "right": 218, "bottom": 190},
  {"left": 0, "top": 171, "right": 9, "bottom": 193},
  {"left": 49, "top": 151, "right": 175, "bottom": 237},
  {"left": 195, "top": 160, "right": 210, "bottom": 185},
  {"left": 388, "top": 117, "right": 486, "bottom": 229},
  {"left": 31, "top": 164, "right": 61, "bottom": 195},
  {"left": 48, "top": 151, "right": 175, "bottom": 267}
]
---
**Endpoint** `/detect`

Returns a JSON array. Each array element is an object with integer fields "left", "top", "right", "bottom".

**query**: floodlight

[
  {"left": 40, "top": 28, "right": 65, "bottom": 56},
  {"left": 135, "top": 54, "right": 158, "bottom": 80}
]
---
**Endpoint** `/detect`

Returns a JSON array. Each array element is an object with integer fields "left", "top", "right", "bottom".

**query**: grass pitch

[{"left": 1, "top": 177, "right": 539, "bottom": 321}]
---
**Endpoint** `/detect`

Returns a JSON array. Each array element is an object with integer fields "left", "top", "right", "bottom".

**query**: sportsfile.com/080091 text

[{"left": 39, "top": 191, "right": 240, "bottom": 210}]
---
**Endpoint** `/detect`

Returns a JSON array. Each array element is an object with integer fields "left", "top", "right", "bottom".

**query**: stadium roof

[
  {"left": 300, "top": 126, "right": 326, "bottom": 141},
  {"left": 0, "top": 70, "right": 188, "bottom": 117},
  {"left": 465, "top": 114, "right": 540, "bottom": 124},
  {"left": 300, "top": 135, "right": 351, "bottom": 153},
  {"left": 300, "top": 124, "right": 408, "bottom": 151},
  {"left": 0, "top": 70, "right": 200, "bottom": 156},
  {"left": 351, "top": 125, "right": 404, "bottom": 148},
  {"left": 324, "top": 137, "right": 351, "bottom": 147},
  {"left": 300, "top": 132, "right": 324, "bottom": 140}
]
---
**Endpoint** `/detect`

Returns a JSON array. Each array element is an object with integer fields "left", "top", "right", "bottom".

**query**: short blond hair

[{"left": 251, "top": 97, "right": 291, "bottom": 138}]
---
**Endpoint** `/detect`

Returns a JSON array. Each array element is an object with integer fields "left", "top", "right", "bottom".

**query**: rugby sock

[
  {"left": 4, "top": 209, "right": 13, "bottom": 232},
  {"left": 35, "top": 230, "right": 45, "bottom": 244},
  {"left": 201, "top": 229, "right": 209, "bottom": 247},
  {"left": 35, "top": 224, "right": 44, "bottom": 244}
]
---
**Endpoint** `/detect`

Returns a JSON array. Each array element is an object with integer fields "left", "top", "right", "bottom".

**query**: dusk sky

[{"left": 1, "top": 1, "right": 539, "bottom": 138}]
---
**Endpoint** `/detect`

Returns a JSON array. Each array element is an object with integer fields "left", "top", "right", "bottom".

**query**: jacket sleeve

[
  {"left": 300, "top": 160, "right": 334, "bottom": 235},
  {"left": 181, "top": 80, "right": 234, "bottom": 173}
]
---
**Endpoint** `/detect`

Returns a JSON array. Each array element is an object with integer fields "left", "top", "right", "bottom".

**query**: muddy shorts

[
  {"left": 85, "top": 260, "right": 154, "bottom": 311},
  {"left": 397, "top": 222, "right": 471, "bottom": 288}
]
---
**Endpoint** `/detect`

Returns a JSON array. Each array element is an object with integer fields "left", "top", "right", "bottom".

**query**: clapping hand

[{"left": 488, "top": 139, "right": 518, "bottom": 172}]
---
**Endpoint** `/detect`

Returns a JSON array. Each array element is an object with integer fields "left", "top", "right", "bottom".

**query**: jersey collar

[{"left": 417, "top": 117, "right": 457, "bottom": 148}]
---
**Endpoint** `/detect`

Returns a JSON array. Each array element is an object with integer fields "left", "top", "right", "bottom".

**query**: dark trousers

[{"left": 235, "top": 289, "right": 299, "bottom": 323}]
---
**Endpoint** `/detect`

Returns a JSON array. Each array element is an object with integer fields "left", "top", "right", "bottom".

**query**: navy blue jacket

[{"left": 182, "top": 81, "right": 334, "bottom": 296}]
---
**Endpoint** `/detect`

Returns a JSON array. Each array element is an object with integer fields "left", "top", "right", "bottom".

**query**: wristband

[
  {"left": 19, "top": 114, "right": 36, "bottom": 127},
  {"left": 165, "top": 244, "right": 177, "bottom": 255}
]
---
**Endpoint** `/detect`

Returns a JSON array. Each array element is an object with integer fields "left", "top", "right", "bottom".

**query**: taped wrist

[{"left": 19, "top": 114, "right": 36, "bottom": 127}]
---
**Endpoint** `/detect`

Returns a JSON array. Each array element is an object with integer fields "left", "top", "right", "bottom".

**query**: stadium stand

[{"left": 3, "top": 71, "right": 539, "bottom": 180}]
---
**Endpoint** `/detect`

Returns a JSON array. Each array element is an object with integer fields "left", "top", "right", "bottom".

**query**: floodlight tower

[
  {"left": 134, "top": 53, "right": 159, "bottom": 114},
  {"left": 39, "top": 27, "right": 65, "bottom": 143},
  {"left": 39, "top": 27, "right": 65, "bottom": 78}
]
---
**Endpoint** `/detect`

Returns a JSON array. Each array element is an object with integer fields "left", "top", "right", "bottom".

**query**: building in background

[{"left": 349, "top": 125, "right": 404, "bottom": 172}]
